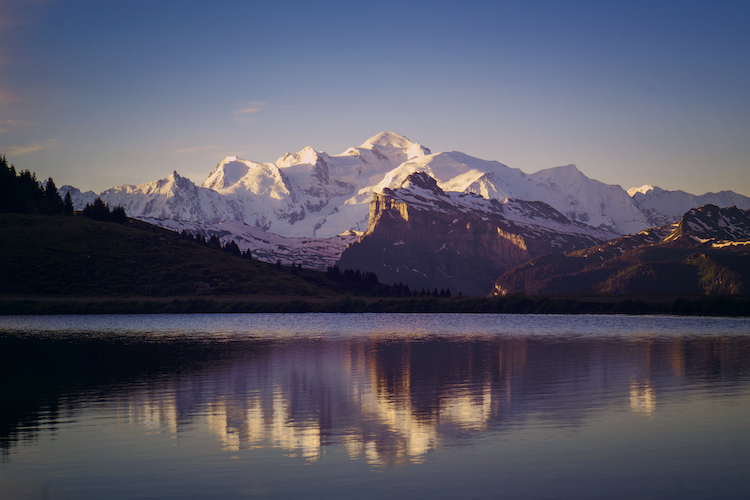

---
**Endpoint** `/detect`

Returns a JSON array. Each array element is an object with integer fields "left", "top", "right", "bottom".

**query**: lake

[{"left": 1, "top": 313, "right": 749, "bottom": 499}]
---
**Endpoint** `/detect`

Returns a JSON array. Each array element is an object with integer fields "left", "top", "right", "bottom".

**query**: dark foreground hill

[
  {"left": 492, "top": 205, "right": 750, "bottom": 296},
  {"left": 0, "top": 214, "right": 357, "bottom": 298}
]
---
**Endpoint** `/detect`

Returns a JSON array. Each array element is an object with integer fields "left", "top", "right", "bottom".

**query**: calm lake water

[{"left": 1, "top": 313, "right": 749, "bottom": 499}]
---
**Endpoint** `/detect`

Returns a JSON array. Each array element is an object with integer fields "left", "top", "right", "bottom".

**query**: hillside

[
  {"left": 492, "top": 205, "right": 750, "bottom": 296},
  {"left": 0, "top": 214, "right": 347, "bottom": 298}
]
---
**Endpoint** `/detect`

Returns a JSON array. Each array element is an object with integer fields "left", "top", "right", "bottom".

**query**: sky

[{"left": 2, "top": 0, "right": 749, "bottom": 196}]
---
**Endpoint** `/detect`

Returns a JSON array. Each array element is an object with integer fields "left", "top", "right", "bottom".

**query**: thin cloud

[
  {"left": 3, "top": 138, "right": 57, "bottom": 156},
  {"left": 173, "top": 145, "right": 219, "bottom": 154},
  {"left": 0, "top": 119, "right": 33, "bottom": 133},
  {"left": 234, "top": 101, "right": 265, "bottom": 115}
]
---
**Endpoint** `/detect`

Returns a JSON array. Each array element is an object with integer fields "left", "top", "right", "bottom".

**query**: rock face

[
  {"left": 337, "top": 173, "right": 617, "bottom": 296},
  {"left": 492, "top": 204, "right": 750, "bottom": 296}
]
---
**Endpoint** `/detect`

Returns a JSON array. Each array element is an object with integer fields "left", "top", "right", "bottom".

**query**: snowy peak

[
  {"left": 629, "top": 185, "right": 750, "bottom": 228},
  {"left": 59, "top": 185, "right": 98, "bottom": 210},
  {"left": 535, "top": 164, "right": 584, "bottom": 181},
  {"left": 92, "top": 171, "right": 242, "bottom": 224},
  {"left": 202, "top": 156, "right": 291, "bottom": 200},
  {"left": 203, "top": 156, "right": 252, "bottom": 190},
  {"left": 360, "top": 131, "right": 416, "bottom": 150},
  {"left": 105, "top": 170, "right": 195, "bottom": 197},
  {"left": 627, "top": 184, "right": 660, "bottom": 196},
  {"left": 359, "top": 131, "right": 431, "bottom": 160},
  {"left": 275, "top": 145, "right": 322, "bottom": 168}
]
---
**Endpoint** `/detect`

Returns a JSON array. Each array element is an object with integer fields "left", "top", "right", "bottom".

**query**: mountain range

[
  {"left": 61, "top": 132, "right": 750, "bottom": 237},
  {"left": 59, "top": 132, "right": 750, "bottom": 293}
]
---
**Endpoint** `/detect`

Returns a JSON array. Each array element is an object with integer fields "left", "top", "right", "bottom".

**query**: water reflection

[{"left": 2, "top": 316, "right": 749, "bottom": 469}]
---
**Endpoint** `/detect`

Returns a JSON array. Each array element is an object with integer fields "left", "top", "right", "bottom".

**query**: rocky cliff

[{"left": 337, "top": 173, "right": 616, "bottom": 296}]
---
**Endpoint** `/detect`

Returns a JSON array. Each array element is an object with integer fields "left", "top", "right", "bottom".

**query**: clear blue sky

[{"left": 2, "top": 0, "right": 749, "bottom": 196}]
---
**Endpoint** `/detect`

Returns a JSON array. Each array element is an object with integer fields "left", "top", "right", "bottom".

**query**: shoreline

[{"left": 1, "top": 295, "right": 749, "bottom": 316}]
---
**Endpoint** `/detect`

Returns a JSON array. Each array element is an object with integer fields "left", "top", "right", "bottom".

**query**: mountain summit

[{"left": 359, "top": 131, "right": 431, "bottom": 160}]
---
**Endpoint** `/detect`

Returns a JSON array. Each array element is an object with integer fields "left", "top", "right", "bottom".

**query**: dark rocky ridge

[
  {"left": 337, "top": 172, "right": 614, "bottom": 295},
  {"left": 492, "top": 204, "right": 750, "bottom": 296}
]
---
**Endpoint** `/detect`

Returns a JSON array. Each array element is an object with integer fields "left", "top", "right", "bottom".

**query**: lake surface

[{"left": 1, "top": 313, "right": 749, "bottom": 499}]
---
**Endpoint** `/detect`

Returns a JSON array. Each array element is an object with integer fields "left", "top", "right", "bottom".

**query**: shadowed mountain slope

[
  {"left": 337, "top": 172, "right": 617, "bottom": 296},
  {"left": 492, "top": 205, "right": 750, "bottom": 296}
]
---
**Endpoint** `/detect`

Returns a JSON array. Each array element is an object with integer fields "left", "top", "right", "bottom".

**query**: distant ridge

[{"left": 492, "top": 204, "right": 750, "bottom": 296}]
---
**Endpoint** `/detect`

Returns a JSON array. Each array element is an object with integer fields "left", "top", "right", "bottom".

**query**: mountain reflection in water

[{"left": 1, "top": 314, "right": 749, "bottom": 499}]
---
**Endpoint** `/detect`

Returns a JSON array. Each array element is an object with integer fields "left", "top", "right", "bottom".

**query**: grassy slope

[
  {"left": 496, "top": 241, "right": 750, "bottom": 297},
  {"left": 0, "top": 214, "right": 336, "bottom": 298}
]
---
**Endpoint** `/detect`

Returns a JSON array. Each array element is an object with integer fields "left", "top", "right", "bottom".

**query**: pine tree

[
  {"left": 42, "top": 178, "right": 65, "bottom": 215},
  {"left": 111, "top": 205, "right": 127, "bottom": 224},
  {"left": 63, "top": 191, "right": 74, "bottom": 214},
  {"left": 224, "top": 240, "right": 241, "bottom": 257},
  {"left": 81, "top": 198, "right": 127, "bottom": 223}
]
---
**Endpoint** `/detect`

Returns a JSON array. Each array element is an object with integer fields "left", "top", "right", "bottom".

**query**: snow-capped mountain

[
  {"left": 337, "top": 172, "right": 618, "bottom": 295},
  {"left": 628, "top": 184, "right": 750, "bottom": 227},
  {"left": 59, "top": 185, "right": 98, "bottom": 210},
  {"left": 99, "top": 171, "right": 242, "bottom": 223},
  {"left": 61, "top": 132, "right": 750, "bottom": 241}
]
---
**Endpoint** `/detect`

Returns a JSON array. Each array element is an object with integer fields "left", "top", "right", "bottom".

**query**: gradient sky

[{"left": 2, "top": 0, "right": 749, "bottom": 196}]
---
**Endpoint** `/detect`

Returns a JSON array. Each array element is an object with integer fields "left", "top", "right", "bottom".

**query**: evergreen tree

[
  {"left": 0, "top": 155, "right": 15, "bottom": 212},
  {"left": 111, "top": 205, "right": 127, "bottom": 224},
  {"left": 224, "top": 240, "right": 241, "bottom": 257},
  {"left": 208, "top": 234, "right": 221, "bottom": 249},
  {"left": 327, "top": 266, "right": 341, "bottom": 280},
  {"left": 42, "top": 178, "right": 65, "bottom": 215},
  {"left": 365, "top": 271, "right": 379, "bottom": 285},
  {"left": 63, "top": 191, "right": 74, "bottom": 214},
  {"left": 81, "top": 198, "right": 128, "bottom": 223},
  {"left": 82, "top": 198, "right": 111, "bottom": 221},
  {"left": 0, "top": 156, "right": 71, "bottom": 215}
]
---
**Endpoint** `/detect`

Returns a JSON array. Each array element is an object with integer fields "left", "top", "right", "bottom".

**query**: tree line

[
  {"left": 1, "top": 155, "right": 73, "bottom": 215},
  {"left": 80, "top": 197, "right": 128, "bottom": 223},
  {"left": 1, "top": 154, "right": 132, "bottom": 224},
  {"left": 179, "top": 230, "right": 253, "bottom": 259}
]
